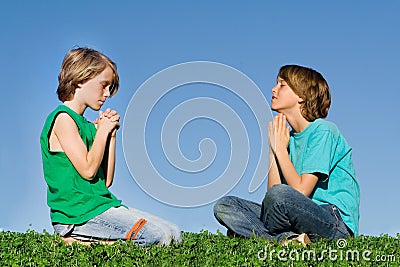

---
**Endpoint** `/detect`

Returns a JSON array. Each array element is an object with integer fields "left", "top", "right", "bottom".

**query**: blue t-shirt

[{"left": 288, "top": 119, "right": 360, "bottom": 236}]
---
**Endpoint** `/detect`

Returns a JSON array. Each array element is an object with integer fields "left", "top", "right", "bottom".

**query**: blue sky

[{"left": 1, "top": 1, "right": 399, "bottom": 237}]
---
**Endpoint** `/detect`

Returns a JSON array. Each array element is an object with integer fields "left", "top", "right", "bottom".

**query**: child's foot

[
  {"left": 61, "top": 236, "right": 92, "bottom": 246},
  {"left": 281, "top": 233, "right": 311, "bottom": 247},
  {"left": 227, "top": 229, "right": 237, "bottom": 237},
  {"left": 61, "top": 236, "right": 115, "bottom": 245}
]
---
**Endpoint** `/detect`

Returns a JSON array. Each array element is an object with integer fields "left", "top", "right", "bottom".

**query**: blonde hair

[
  {"left": 278, "top": 65, "right": 331, "bottom": 121},
  {"left": 57, "top": 47, "right": 119, "bottom": 102}
]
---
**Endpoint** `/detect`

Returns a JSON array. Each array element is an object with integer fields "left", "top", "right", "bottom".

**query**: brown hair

[
  {"left": 278, "top": 65, "right": 331, "bottom": 121},
  {"left": 57, "top": 47, "right": 119, "bottom": 102}
]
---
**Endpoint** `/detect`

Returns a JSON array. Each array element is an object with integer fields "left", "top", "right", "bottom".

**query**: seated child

[
  {"left": 40, "top": 47, "right": 181, "bottom": 245},
  {"left": 214, "top": 64, "right": 360, "bottom": 243}
]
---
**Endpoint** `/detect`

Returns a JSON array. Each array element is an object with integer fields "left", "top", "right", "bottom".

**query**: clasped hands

[
  {"left": 94, "top": 108, "right": 120, "bottom": 137},
  {"left": 268, "top": 113, "right": 290, "bottom": 155}
]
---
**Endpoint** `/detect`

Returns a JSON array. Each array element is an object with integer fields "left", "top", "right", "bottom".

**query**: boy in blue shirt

[{"left": 214, "top": 65, "right": 360, "bottom": 243}]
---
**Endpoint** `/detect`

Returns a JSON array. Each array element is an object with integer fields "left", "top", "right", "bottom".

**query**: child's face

[
  {"left": 271, "top": 77, "right": 302, "bottom": 113},
  {"left": 77, "top": 66, "right": 114, "bottom": 111}
]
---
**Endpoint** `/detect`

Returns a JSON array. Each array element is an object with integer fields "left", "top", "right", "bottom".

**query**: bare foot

[
  {"left": 281, "top": 233, "right": 312, "bottom": 247},
  {"left": 61, "top": 236, "right": 116, "bottom": 245},
  {"left": 61, "top": 236, "right": 93, "bottom": 246}
]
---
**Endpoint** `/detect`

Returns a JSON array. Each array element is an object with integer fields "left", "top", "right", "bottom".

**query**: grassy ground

[{"left": 0, "top": 230, "right": 399, "bottom": 266}]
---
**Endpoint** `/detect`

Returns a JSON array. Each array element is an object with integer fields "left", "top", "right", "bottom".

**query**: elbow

[
  {"left": 297, "top": 187, "right": 312, "bottom": 197},
  {"left": 267, "top": 183, "right": 276, "bottom": 191},
  {"left": 105, "top": 174, "right": 114, "bottom": 188},
  {"left": 299, "top": 190, "right": 309, "bottom": 197},
  {"left": 80, "top": 168, "right": 97, "bottom": 181},
  {"left": 267, "top": 179, "right": 281, "bottom": 190},
  {"left": 105, "top": 179, "right": 113, "bottom": 188}
]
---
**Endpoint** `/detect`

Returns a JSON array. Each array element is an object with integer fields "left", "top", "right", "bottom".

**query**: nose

[
  {"left": 104, "top": 87, "right": 111, "bottom": 98},
  {"left": 272, "top": 84, "right": 278, "bottom": 93}
]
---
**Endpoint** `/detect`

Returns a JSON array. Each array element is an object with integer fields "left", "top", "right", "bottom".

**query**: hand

[
  {"left": 100, "top": 108, "right": 120, "bottom": 122},
  {"left": 103, "top": 109, "right": 120, "bottom": 137},
  {"left": 268, "top": 113, "right": 290, "bottom": 155},
  {"left": 94, "top": 108, "right": 120, "bottom": 136}
]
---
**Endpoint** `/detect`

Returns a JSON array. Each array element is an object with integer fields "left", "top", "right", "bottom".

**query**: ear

[
  {"left": 77, "top": 78, "right": 89, "bottom": 88},
  {"left": 74, "top": 82, "right": 84, "bottom": 96},
  {"left": 298, "top": 97, "right": 304, "bottom": 104}
]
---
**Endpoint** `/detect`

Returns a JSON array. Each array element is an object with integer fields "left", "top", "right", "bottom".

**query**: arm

[
  {"left": 99, "top": 109, "right": 120, "bottom": 187},
  {"left": 267, "top": 121, "right": 282, "bottom": 189},
  {"left": 53, "top": 112, "right": 119, "bottom": 180},
  {"left": 102, "top": 134, "right": 117, "bottom": 187},
  {"left": 270, "top": 114, "right": 318, "bottom": 196}
]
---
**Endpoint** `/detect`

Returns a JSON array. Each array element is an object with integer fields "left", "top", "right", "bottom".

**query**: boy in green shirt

[
  {"left": 214, "top": 65, "right": 360, "bottom": 243},
  {"left": 41, "top": 47, "right": 181, "bottom": 245}
]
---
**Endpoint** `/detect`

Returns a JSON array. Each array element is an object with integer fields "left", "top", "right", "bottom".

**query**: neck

[
  {"left": 63, "top": 101, "right": 86, "bottom": 115},
  {"left": 283, "top": 110, "right": 310, "bottom": 133}
]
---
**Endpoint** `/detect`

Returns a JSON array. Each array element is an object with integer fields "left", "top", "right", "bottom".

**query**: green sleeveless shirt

[{"left": 40, "top": 105, "right": 122, "bottom": 224}]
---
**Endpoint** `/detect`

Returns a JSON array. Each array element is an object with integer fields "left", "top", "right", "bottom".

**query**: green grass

[{"left": 0, "top": 230, "right": 399, "bottom": 266}]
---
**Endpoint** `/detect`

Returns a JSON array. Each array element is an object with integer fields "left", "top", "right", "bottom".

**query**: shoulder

[
  {"left": 307, "top": 120, "right": 352, "bottom": 150},
  {"left": 44, "top": 105, "right": 72, "bottom": 122},
  {"left": 54, "top": 112, "right": 76, "bottom": 127},
  {"left": 43, "top": 106, "right": 70, "bottom": 130},
  {"left": 312, "top": 119, "right": 337, "bottom": 130},
  {"left": 310, "top": 119, "right": 340, "bottom": 136},
  {"left": 49, "top": 107, "right": 80, "bottom": 134},
  {"left": 299, "top": 119, "right": 340, "bottom": 145}
]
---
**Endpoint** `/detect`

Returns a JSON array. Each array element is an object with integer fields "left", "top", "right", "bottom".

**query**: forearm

[
  {"left": 84, "top": 130, "right": 110, "bottom": 179},
  {"left": 103, "top": 136, "right": 116, "bottom": 187},
  {"left": 276, "top": 149, "right": 301, "bottom": 183},
  {"left": 267, "top": 152, "right": 282, "bottom": 189},
  {"left": 275, "top": 149, "right": 311, "bottom": 196}
]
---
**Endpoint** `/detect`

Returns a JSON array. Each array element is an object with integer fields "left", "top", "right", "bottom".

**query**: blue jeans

[
  {"left": 53, "top": 206, "right": 182, "bottom": 246},
  {"left": 214, "top": 184, "right": 352, "bottom": 242}
]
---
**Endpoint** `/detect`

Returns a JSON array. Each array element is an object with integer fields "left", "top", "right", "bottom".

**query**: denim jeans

[
  {"left": 214, "top": 184, "right": 352, "bottom": 242},
  {"left": 53, "top": 206, "right": 182, "bottom": 246}
]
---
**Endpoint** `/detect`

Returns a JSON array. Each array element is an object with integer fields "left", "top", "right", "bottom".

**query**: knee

[
  {"left": 264, "top": 184, "right": 292, "bottom": 206},
  {"left": 213, "top": 196, "right": 237, "bottom": 218}
]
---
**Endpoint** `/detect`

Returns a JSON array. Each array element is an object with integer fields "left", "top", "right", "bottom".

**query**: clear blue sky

[{"left": 1, "top": 1, "right": 399, "bottom": 237}]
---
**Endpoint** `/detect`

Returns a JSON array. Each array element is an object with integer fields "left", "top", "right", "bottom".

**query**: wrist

[
  {"left": 96, "top": 128, "right": 110, "bottom": 139},
  {"left": 274, "top": 147, "right": 288, "bottom": 158},
  {"left": 269, "top": 150, "right": 276, "bottom": 160},
  {"left": 110, "top": 129, "right": 117, "bottom": 138}
]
